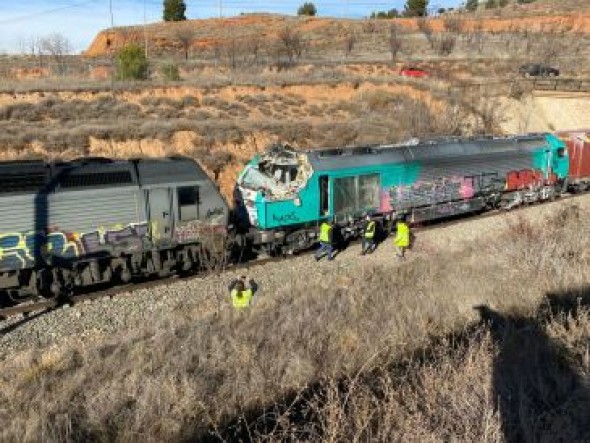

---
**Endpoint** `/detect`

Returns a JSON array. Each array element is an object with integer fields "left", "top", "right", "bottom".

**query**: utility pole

[
  {"left": 109, "top": 0, "right": 115, "bottom": 96},
  {"left": 219, "top": 0, "right": 223, "bottom": 18},
  {"left": 143, "top": 0, "right": 148, "bottom": 58}
]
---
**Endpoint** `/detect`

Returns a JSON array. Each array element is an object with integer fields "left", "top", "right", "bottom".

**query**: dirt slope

[{"left": 84, "top": 12, "right": 590, "bottom": 57}]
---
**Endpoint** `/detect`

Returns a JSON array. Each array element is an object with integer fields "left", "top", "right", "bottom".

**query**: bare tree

[
  {"left": 442, "top": 15, "right": 465, "bottom": 35},
  {"left": 224, "top": 38, "right": 241, "bottom": 70},
  {"left": 388, "top": 24, "right": 403, "bottom": 61},
  {"left": 211, "top": 41, "right": 223, "bottom": 68},
  {"left": 474, "top": 96, "right": 506, "bottom": 135},
  {"left": 278, "top": 27, "right": 304, "bottom": 65},
  {"left": 417, "top": 17, "right": 435, "bottom": 48},
  {"left": 38, "top": 33, "right": 71, "bottom": 75},
  {"left": 245, "top": 36, "right": 262, "bottom": 64},
  {"left": 174, "top": 27, "right": 195, "bottom": 60},
  {"left": 434, "top": 33, "right": 457, "bottom": 56},
  {"left": 469, "top": 23, "right": 486, "bottom": 55},
  {"left": 363, "top": 19, "right": 378, "bottom": 34},
  {"left": 344, "top": 33, "right": 357, "bottom": 57}
]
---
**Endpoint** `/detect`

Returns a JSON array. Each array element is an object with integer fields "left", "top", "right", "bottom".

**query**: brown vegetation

[
  {"left": 84, "top": 13, "right": 590, "bottom": 58},
  {"left": 1, "top": 205, "right": 589, "bottom": 441}
]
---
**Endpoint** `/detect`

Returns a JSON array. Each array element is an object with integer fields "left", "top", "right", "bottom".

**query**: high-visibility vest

[
  {"left": 231, "top": 289, "right": 253, "bottom": 308},
  {"left": 364, "top": 221, "right": 376, "bottom": 239},
  {"left": 394, "top": 222, "right": 410, "bottom": 247},
  {"left": 319, "top": 222, "right": 332, "bottom": 243}
]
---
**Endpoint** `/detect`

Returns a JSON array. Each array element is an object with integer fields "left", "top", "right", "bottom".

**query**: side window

[
  {"left": 178, "top": 186, "right": 199, "bottom": 221},
  {"left": 319, "top": 176, "right": 329, "bottom": 216}
]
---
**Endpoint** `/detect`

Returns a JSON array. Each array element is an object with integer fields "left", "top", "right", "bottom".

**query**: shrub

[
  {"left": 161, "top": 63, "right": 181, "bottom": 81},
  {"left": 116, "top": 44, "right": 148, "bottom": 81},
  {"left": 297, "top": 2, "right": 317, "bottom": 16}
]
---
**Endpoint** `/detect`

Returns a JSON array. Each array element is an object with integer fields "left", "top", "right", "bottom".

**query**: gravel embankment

[{"left": 1, "top": 194, "right": 590, "bottom": 357}]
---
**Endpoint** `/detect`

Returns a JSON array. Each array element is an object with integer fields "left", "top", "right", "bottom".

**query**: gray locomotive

[{"left": 0, "top": 157, "right": 229, "bottom": 303}]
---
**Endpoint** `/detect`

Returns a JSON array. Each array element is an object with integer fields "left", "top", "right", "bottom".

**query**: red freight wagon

[{"left": 556, "top": 130, "right": 590, "bottom": 192}]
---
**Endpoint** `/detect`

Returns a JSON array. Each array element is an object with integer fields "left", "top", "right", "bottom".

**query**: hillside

[{"left": 84, "top": 12, "right": 590, "bottom": 58}]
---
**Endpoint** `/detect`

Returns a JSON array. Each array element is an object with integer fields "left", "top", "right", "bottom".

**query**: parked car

[
  {"left": 519, "top": 63, "right": 560, "bottom": 77},
  {"left": 399, "top": 66, "right": 428, "bottom": 78}
]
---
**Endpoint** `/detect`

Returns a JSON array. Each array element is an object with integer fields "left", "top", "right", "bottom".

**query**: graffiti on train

[
  {"left": 0, "top": 223, "right": 149, "bottom": 270},
  {"left": 389, "top": 176, "right": 476, "bottom": 209},
  {"left": 174, "top": 221, "right": 226, "bottom": 243}
]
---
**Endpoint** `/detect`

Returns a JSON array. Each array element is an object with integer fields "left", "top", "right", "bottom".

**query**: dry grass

[{"left": 0, "top": 205, "right": 589, "bottom": 442}]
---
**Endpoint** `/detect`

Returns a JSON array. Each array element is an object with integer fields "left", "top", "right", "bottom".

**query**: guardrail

[
  {"left": 527, "top": 78, "right": 590, "bottom": 93},
  {"left": 446, "top": 78, "right": 590, "bottom": 98}
]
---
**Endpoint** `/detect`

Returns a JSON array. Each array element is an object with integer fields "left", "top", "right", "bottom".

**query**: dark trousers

[
  {"left": 361, "top": 237, "right": 376, "bottom": 254},
  {"left": 316, "top": 242, "right": 334, "bottom": 260}
]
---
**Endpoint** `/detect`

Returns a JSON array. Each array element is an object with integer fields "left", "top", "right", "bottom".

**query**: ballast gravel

[{"left": 1, "top": 195, "right": 590, "bottom": 358}]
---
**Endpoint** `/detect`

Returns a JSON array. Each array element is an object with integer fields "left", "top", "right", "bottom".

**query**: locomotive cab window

[
  {"left": 178, "top": 186, "right": 200, "bottom": 221},
  {"left": 557, "top": 147, "right": 566, "bottom": 158}
]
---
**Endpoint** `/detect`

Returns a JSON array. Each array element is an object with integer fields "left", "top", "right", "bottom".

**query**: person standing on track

[
  {"left": 229, "top": 275, "right": 258, "bottom": 308},
  {"left": 361, "top": 214, "right": 377, "bottom": 255},
  {"left": 394, "top": 217, "right": 410, "bottom": 259},
  {"left": 316, "top": 218, "right": 335, "bottom": 261}
]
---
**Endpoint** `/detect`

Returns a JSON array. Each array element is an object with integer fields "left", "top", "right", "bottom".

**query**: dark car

[{"left": 519, "top": 63, "right": 560, "bottom": 77}]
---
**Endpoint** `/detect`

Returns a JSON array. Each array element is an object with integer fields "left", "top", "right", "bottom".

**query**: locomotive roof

[
  {"left": 306, "top": 135, "right": 551, "bottom": 171},
  {"left": 0, "top": 156, "right": 208, "bottom": 195}
]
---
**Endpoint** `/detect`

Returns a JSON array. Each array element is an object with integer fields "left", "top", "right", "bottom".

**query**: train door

[{"left": 146, "top": 188, "right": 173, "bottom": 245}]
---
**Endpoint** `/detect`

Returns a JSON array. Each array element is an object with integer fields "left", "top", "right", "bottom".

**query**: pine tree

[
  {"left": 404, "top": 0, "right": 429, "bottom": 17},
  {"left": 163, "top": 0, "right": 186, "bottom": 22}
]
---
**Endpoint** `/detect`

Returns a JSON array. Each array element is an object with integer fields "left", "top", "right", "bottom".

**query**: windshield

[{"left": 239, "top": 166, "right": 289, "bottom": 193}]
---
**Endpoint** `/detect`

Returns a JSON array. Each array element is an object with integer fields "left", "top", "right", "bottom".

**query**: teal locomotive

[{"left": 235, "top": 134, "right": 569, "bottom": 255}]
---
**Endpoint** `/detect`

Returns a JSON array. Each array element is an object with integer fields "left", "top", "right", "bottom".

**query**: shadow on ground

[
  {"left": 191, "top": 287, "right": 590, "bottom": 442},
  {"left": 477, "top": 287, "right": 590, "bottom": 443}
]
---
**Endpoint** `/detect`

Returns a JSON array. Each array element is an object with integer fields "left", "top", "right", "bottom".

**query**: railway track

[{"left": 0, "top": 192, "right": 583, "bottom": 322}]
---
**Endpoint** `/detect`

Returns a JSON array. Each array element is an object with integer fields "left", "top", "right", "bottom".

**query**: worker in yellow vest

[
  {"left": 394, "top": 217, "right": 410, "bottom": 259},
  {"left": 229, "top": 276, "right": 258, "bottom": 308},
  {"left": 361, "top": 214, "right": 377, "bottom": 255},
  {"left": 315, "top": 218, "right": 335, "bottom": 261}
]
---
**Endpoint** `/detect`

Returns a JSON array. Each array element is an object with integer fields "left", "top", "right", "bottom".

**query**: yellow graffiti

[
  {"left": 0, "top": 232, "right": 30, "bottom": 268},
  {"left": 0, "top": 231, "right": 80, "bottom": 269}
]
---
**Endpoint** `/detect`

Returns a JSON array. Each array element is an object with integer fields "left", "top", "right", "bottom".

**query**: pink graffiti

[
  {"left": 380, "top": 189, "right": 393, "bottom": 212},
  {"left": 457, "top": 177, "right": 475, "bottom": 199}
]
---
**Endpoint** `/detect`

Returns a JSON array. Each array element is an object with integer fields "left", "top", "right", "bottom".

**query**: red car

[{"left": 400, "top": 66, "right": 428, "bottom": 78}]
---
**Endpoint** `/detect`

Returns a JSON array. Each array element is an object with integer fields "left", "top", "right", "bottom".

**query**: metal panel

[
  {"left": 0, "top": 188, "right": 143, "bottom": 234},
  {"left": 49, "top": 188, "right": 143, "bottom": 232},
  {"left": 308, "top": 149, "right": 406, "bottom": 171},
  {"left": 307, "top": 136, "right": 548, "bottom": 172},
  {"left": 136, "top": 158, "right": 208, "bottom": 185},
  {"left": 0, "top": 194, "right": 39, "bottom": 232},
  {"left": 147, "top": 188, "right": 173, "bottom": 244},
  {"left": 557, "top": 130, "right": 590, "bottom": 179}
]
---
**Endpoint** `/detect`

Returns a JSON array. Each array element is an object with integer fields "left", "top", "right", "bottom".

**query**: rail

[{"left": 1, "top": 192, "right": 584, "bottom": 323}]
